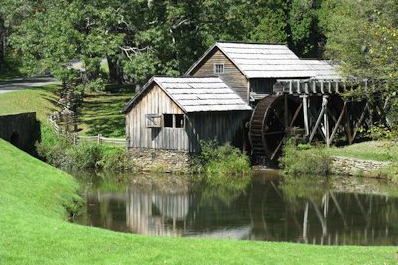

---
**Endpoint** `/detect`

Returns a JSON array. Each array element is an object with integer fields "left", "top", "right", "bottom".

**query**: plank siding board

[
  {"left": 127, "top": 84, "right": 187, "bottom": 150},
  {"left": 190, "top": 49, "right": 249, "bottom": 102}
]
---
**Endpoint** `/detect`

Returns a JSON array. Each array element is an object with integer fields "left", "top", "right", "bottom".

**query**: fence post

[
  {"left": 97, "top": 134, "right": 102, "bottom": 145},
  {"left": 73, "top": 133, "right": 77, "bottom": 145}
]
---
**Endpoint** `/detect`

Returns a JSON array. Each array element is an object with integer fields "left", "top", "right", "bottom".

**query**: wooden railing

[{"left": 48, "top": 115, "right": 126, "bottom": 146}]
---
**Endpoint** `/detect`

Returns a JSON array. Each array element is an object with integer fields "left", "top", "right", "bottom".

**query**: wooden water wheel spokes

[{"left": 249, "top": 95, "right": 304, "bottom": 162}]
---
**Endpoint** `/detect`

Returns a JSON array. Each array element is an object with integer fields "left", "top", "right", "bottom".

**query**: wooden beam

[
  {"left": 352, "top": 103, "right": 369, "bottom": 141},
  {"left": 323, "top": 96, "right": 330, "bottom": 146},
  {"left": 309, "top": 98, "right": 327, "bottom": 143},
  {"left": 302, "top": 96, "right": 309, "bottom": 136},
  {"left": 329, "top": 100, "right": 347, "bottom": 145}
]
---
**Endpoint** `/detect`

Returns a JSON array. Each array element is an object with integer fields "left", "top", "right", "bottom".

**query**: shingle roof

[
  {"left": 122, "top": 77, "right": 252, "bottom": 113},
  {"left": 301, "top": 60, "right": 342, "bottom": 80},
  {"left": 186, "top": 42, "right": 316, "bottom": 79}
]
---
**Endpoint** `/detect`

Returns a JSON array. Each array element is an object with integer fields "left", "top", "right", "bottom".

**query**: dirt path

[{"left": 0, "top": 76, "right": 59, "bottom": 94}]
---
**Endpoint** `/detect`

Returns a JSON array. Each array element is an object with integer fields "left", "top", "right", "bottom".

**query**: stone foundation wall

[
  {"left": 331, "top": 156, "right": 390, "bottom": 176},
  {"left": 128, "top": 148, "right": 191, "bottom": 173}
]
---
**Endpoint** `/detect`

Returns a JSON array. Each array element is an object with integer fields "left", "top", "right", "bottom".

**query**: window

[
  {"left": 175, "top": 114, "right": 184, "bottom": 128},
  {"left": 163, "top": 114, "right": 173, "bottom": 128},
  {"left": 163, "top": 114, "right": 185, "bottom": 128},
  {"left": 214, "top": 64, "right": 224, "bottom": 74},
  {"left": 146, "top": 114, "right": 162, "bottom": 128}
]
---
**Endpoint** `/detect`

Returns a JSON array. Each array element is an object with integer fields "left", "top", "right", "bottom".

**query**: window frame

[
  {"left": 145, "top": 114, "right": 162, "bottom": 128},
  {"left": 162, "top": 114, "right": 185, "bottom": 129},
  {"left": 214, "top": 63, "right": 224, "bottom": 74}
]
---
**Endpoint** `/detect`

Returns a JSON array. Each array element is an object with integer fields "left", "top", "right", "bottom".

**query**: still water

[{"left": 74, "top": 170, "right": 398, "bottom": 246}]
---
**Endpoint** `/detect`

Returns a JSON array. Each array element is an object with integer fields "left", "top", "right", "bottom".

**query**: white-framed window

[
  {"left": 163, "top": 114, "right": 185, "bottom": 128},
  {"left": 214, "top": 63, "right": 224, "bottom": 74},
  {"left": 145, "top": 114, "right": 162, "bottom": 128}
]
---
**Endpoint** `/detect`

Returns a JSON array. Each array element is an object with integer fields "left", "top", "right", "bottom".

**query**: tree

[{"left": 319, "top": 0, "right": 398, "bottom": 124}]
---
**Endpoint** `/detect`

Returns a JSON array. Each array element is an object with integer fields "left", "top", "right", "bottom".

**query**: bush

[
  {"left": 193, "top": 140, "right": 252, "bottom": 177},
  {"left": 37, "top": 126, "right": 134, "bottom": 172},
  {"left": 279, "top": 140, "right": 332, "bottom": 177}
]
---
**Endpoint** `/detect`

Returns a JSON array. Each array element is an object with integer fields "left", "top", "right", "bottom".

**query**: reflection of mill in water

[
  {"left": 79, "top": 175, "right": 398, "bottom": 245},
  {"left": 126, "top": 185, "right": 193, "bottom": 236}
]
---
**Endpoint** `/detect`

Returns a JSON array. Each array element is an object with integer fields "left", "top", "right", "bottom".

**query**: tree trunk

[
  {"left": 107, "top": 56, "right": 124, "bottom": 84},
  {"left": 0, "top": 17, "right": 6, "bottom": 72}
]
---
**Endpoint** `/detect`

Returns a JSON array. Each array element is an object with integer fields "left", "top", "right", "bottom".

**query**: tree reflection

[{"left": 74, "top": 171, "right": 398, "bottom": 245}]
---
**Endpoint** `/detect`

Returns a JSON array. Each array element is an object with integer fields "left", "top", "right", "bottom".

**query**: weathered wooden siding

[
  {"left": 126, "top": 84, "right": 189, "bottom": 150},
  {"left": 187, "top": 111, "right": 250, "bottom": 152},
  {"left": 190, "top": 49, "right": 249, "bottom": 102}
]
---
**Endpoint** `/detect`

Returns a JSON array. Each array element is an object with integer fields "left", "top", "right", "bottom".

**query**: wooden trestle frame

[{"left": 249, "top": 79, "right": 382, "bottom": 163}]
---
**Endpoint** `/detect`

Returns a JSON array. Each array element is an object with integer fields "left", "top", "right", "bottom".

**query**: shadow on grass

[{"left": 78, "top": 93, "right": 130, "bottom": 137}]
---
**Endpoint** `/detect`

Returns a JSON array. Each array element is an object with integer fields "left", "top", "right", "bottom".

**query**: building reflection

[{"left": 78, "top": 174, "right": 398, "bottom": 245}]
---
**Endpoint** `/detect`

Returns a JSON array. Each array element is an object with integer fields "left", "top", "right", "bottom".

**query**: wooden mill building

[{"left": 123, "top": 41, "right": 347, "bottom": 170}]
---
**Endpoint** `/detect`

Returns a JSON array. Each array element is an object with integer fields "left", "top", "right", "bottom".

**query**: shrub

[
  {"left": 37, "top": 126, "right": 134, "bottom": 172},
  {"left": 193, "top": 140, "right": 252, "bottom": 177},
  {"left": 100, "top": 147, "right": 135, "bottom": 171},
  {"left": 280, "top": 140, "right": 332, "bottom": 177}
]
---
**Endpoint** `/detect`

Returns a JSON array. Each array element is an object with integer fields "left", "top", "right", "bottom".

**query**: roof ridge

[{"left": 216, "top": 40, "right": 286, "bottom": 45}]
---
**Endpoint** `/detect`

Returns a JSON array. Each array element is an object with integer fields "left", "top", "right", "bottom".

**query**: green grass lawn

[
  {"left": 78, "top": 91, "right": 132, "bottom": 137},
  {"left": 326, "top": 141, "right": 398, "bottom": 162},
  {"left": 0, "top": 139, "right": 397, "bottom": 265},
  {"left": 0, "top": 84, "right": 133, "bottom": 137},
  {"left": 0, "top": 85, "right": 60, "bottom": 123}
]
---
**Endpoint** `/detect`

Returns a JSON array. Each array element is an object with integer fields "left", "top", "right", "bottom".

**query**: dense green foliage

[
  {"left": 193, "top": 140, "right": 252, "bottom": 177},
  {"left": 320, "top": 0, "right": 398, "bottom": 124},
  {"left": 280, "top": 141, "right": 332, "bottom": 177},
  {"left": 0, "top": 0, "right": 326, "bottom": 84},
  {"left": 2, "top": 139, "right": 397, "bottom": 265}
]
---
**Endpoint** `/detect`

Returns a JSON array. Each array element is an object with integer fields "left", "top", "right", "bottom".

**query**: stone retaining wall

[
  {"left": 0, "top": 112, "right": 40, "bottom": 154},
  {"left": 128, "top": 148, "right": 191, "bottom": 173},
  {"left": 331, "top": 156, "right": 390, "bottom": 176}
]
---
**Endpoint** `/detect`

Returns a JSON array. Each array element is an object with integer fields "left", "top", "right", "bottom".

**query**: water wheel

[{"left": 249, "top": 95, "right": 304, "bottom": 162}]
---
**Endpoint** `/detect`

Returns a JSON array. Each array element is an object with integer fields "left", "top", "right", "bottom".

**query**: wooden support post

[
  {"left": 352, "top": 103, "right": 369, "bottom": 142},
  {"left": 312, "top": 80, "right": 317, "bottom": 93},
  {"left": 328, "top": 81, "right": 332, "bottom": 94},
  {"left": 320, "top": 80, "right": 324, "bottom": 94},
  {"left": 309, "top": 97, "right": 327, "bottom": 143},
  {"left": 304, "top": 82, "right": 309, "bottom": 94},
  {"left": 302, "top": 96, "right": 310, "bottom": 136},
  {"left": 329, "top": 100, "right": 347, "bottom": 145},
  {"left": 345, "top": 103, "right": 353, "bottom": 145},
  {"left": 296, "top": 80, "right": 300, "bottom": 94},
  {"left": 289, "top": 80, "right": 293, "bottom": 94},
  {"left": 97, "top": 133, "right": 102, "bottom": 144},
  {"left": 323, "top": 96, "right": 330, "bottom": 146}
]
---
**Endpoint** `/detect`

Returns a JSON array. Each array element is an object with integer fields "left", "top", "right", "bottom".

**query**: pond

[{"left": 73, "top": 170, "right": 398, "bottom": 246}]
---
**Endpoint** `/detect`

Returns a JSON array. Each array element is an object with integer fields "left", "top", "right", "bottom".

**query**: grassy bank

[
  {"left": 0, "top": 84, "right": 132, "bottom": 137},
  {"left": 326, "top": 141, "right": 398, "bottom": 162},
  {"left": 0, "top": 139, "right": 397, "bottom": 265},
  {"left": 326, "top": 141, "right": 398, "bottom": 183},
  {"left": 78, "top": 90, "right": 132, "bottom": 137},
  {"left": 0, "top": 84, "right": 60, "bottom": 122}
]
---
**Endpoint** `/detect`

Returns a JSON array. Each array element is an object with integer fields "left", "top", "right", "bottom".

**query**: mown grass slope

[
  {"left": 0, "top": 85, "right": 60, "bottom": 122},
  {"left": 0, "top": 84, "right": 132, "bottom": 137},
  {"left": 78, "top": 91, "right": 132, "bottom": 137},
  {"left": 0, "top": 139, "right": 397, "bottom": 265}
]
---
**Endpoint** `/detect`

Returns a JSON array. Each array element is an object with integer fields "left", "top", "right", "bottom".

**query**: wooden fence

[{"left": 48, "top": 115, "right": 126, "bottom": 147}]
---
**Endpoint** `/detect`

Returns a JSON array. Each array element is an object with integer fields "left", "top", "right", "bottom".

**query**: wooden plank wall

[
  {"left": 187, "top": 111, "right": 250, "bottom": 152},
  {"left": 126, "top": 84, "right": 189, "bottom": 150},
  {"left": 126, "top": 84, "right": 250, "bottom": 152},
  {"left": 190, "top": 49, "right": 249, "bottom": 102}
]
